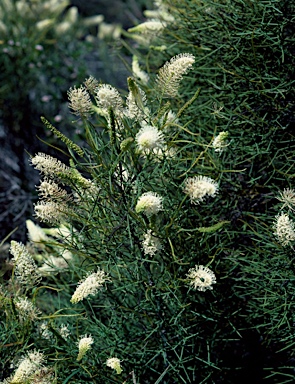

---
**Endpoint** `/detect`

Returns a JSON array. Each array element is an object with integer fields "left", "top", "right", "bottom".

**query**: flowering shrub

[
  {"left": 0, "top": 49, "right": 229, "bottom": 382},
  {"left": 1, "top": 0, "right": 295, "bottom": 382}
]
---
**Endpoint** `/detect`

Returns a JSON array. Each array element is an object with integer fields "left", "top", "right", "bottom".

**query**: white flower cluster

[
  {"left": 184, "top": 176, "right": 218, "bottom": 204},
  {"left": 8, "top": 350, "right": 45, "bottom": 384},
  {"left": 106, "top": 357, "right": 123, "bottom": 374},
  {"left": 10, "top": 241, "right": 41, "bottom": 286},
  {"left": 67, "top": 85, "right": 93, "bottom": 117},
  {"left": 26, "top": 219, "right": 49, "bottom": 245},
  {"left": 273, "top": 212, "right": 295, "bottom": 246},
  {"left": 77, "top": 335, "right": 94, "bottom": 361},
  {"left": 125, "top": 86, "right": 149, "bottom": 121},
  {"left": 212, "top": 131, "right": 229, "bottom": 153},
  {"left": 186, "top": 265, "right": 217, "bottom": 292},
  {"left": 31, "top": 153, "right": 70, "bottom": 178},
  {"left": 132, "top": 55, "right": 149, "bottom": 85},
  {"left": 34, "top": 200, "right": 68, "bottom": 225},
  {"left": 39, "top": 252, "right": 72, "bottom": 274},
  {"left": 156, "top": 53, "right": 195, "bottom": 97},
  {"left": 14, "top": 297, "right": 41, "bottom": 320},
  {"left": 135, "top": 192, "right": 163, "bottom": 217},
  {"left": 277, "top": 188, "right": 295, "bottom": 211},
  {"left": 71, "top": 268, "right": 110, "bottom": 304},
  {"left": 135, "top": 124, "right": 165, "bottom": 154},
  {"left": 95, "top": 84, "right": 124, "bottom": 116},
  {"left": 142, "top": 230, "right": 162, "bottom": 256}
]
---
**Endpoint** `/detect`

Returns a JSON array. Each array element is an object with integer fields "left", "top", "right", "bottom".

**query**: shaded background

[{"left": 0, "top": 0, "right": 151, "bottom": 246}]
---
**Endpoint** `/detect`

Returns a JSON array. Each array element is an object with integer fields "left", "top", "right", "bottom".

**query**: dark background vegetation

[{"left": 0, "top": 0, "right": 152, "bottom": 246}]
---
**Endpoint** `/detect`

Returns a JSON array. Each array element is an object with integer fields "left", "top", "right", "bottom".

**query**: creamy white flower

[
  {"left": 106, "top": 357, "right": 123, "bottom": 374},
  {"left": 132, "top": 55, "right": 149, "bottom": 84},
  {"left": 71, "top": 268, "right": 110, "bottom": 304},
  {"left": 125, "top": 88, "right": 149, "bottom": 120},
  {"left": 142, "top": 230, "right": 162, "bottom": 256},
  {"left": 135, "top": 192, "right": 163, "bottom": 217},
  {"left": 273, "top": 212, "right": 295, "bottom": 246},
  {"left": 277, "top": 188, "right": 295, "bottom": 211},
  {"left": 77, "top": 335, "right": 94, "bottom": 361},
  {"left": 212, "top": 131, "right": 229, "bottom": 153},
  {"left": 39, "top": 252, "right": 72, "bottom": 274},
  {"left": 39, "top": 322, "right": 52, "bottom": 340},
  {"left": 10, "top": 241, "right": 41, "bottom": 286},
  {"left": 34, "top": 201, "right": 68, "bottom": 225},
  {"left": 128, "top": 20, "right": 166, "bottom": 35},
  {"left": 159, "top": 110, "right": 179, "bottom": 132},
  {"left": 67, "top": 85, "right": 93, "bottom": 116},
  {"left": 59, "top": 324, "right": 70, "bottom": 340},
  {"left": 26, "top": 220, "right": 49, "bottom": 245},
  {"left": 156, "top": 53, "right": 195, "bottom": 97},
  {"left": 84, "top": 75, "right": 99, "bottom": 95},
  {"left": 37, "top": 179, "right": 71, "bottom": 202},
  {"left": 11, "top": 350, "right": 44, "bottom": 383},
  {"left": 14, "top": 297, "right": 41, "bottom": 320},
  {"left": 184, "top": 176, "right": 218, "bottom": 204},
  {"left": 186, "top": 265, "right": 217, "bottom": 292},
  {"left": 31, "top": 153, "right": 70, "bottom": 178},
  {"left": 95, "top": 84, "right": 124, "bottom": 115},
  {"left": 135, "top": 125, "right": 164, "bottom": 154}
]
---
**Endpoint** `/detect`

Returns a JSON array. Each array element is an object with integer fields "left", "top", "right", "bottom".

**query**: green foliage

[{"left": 0, "top": 0, "right": 103, "bottom": 133}]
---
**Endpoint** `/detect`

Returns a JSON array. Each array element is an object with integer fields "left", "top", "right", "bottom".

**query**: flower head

[
  {"left": 128, "top": 20, "right": 166, "bottom": 35},
  {"left": 11, "top": 350, "right": 44, "bottom": 383},
  {"left": 277, "top": 188, "right": 295, "bottom": 211},
  {"left": 135, "top": 125, "right": 164, "bottom": 154},
  {"left": 71, "top": 268, "right": 110, "bottom": 304},
  {"left": 184, "top": 176, "right": 218, "bottom": 204},
  {"left": 142, "top": 230, "right": 162, "bottom": 256},
  {"left": 59, "top": 324, "right": 70, "bottom": 340},
  {"left": 106, "top": 357, "right": 122, "bottom": 374},
  {"left": 135, "top": 192, "right": 163, "bottom": 217},
  {"left": 39, "top": 322, "right": 53, "bottom": 340},
  {"left": 273, "top": 212, "right": 295, "bottom": 246},
  {"left": 39, "top": 253, "right": 72, "bottom": 274},
  {"left": 26, "top": 220, "right": 49, "bottom": 245},
  {"left": 95, "top": 84, "right": 124, "bottom": 115},
  {"left": 31, "top": 153, "right": 70, "bottom": 179},
  {"left": 84, "top": 75, "right": 99, "bottom": 95},
  {"left": 67, "top": 85, "right": 93, "bottom": 116},
  {"left": 37, "top": 179, "right": 71, "bottom": 202},
  {"left": 212, "top": 131, "right": 229, "bottom": 153},
  {"left": 34, "top": 201, "right": 68, "bottom": 225},
  {"left": 186, "top": 265, "right": 216, "bottom": 292},
  {"left": 77, "top": 335, "right": 93, "bottom": 361},
  {"left": 156, "top": 53, "right": 195, "bottom": 97},
  {"left": 14, "top": 297, "right": 41, "bottom": 320},
  {"left": 132, "top": 55, "right": 149, "bottom": 84},
  {"left": 10, "top": 241, "right": 41, "bottom": 286},
  {"left": 125, "top": 87, "right": 149, "bottom": 121}
]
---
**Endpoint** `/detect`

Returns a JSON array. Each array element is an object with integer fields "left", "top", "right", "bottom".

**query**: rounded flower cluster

[
  {"left": 277, "top": 188, "right": 295, "bottom": 211},
  {"left": 135, "top": 192, "right": 163, "bottom": 217},
  {"left": 135, "top": 124, "right": 164, "bottom": 154},
  {"left": 106, "top": 357, "right": 123, "bottom": 374},
  {"left": 186, "top": 265, "right": 217, "bottom": 292},
  {"left": 95, "top": 84, "right": 124, "bottom": 115},
  {"left": 183, "top": 176, "right": 218, "bottom": 204},
  {"left": 273, "top": 212, "right": 295, "bottom": 246},
  {"left": 67, "top": 85, "right": 93, "bottom": 117}
]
